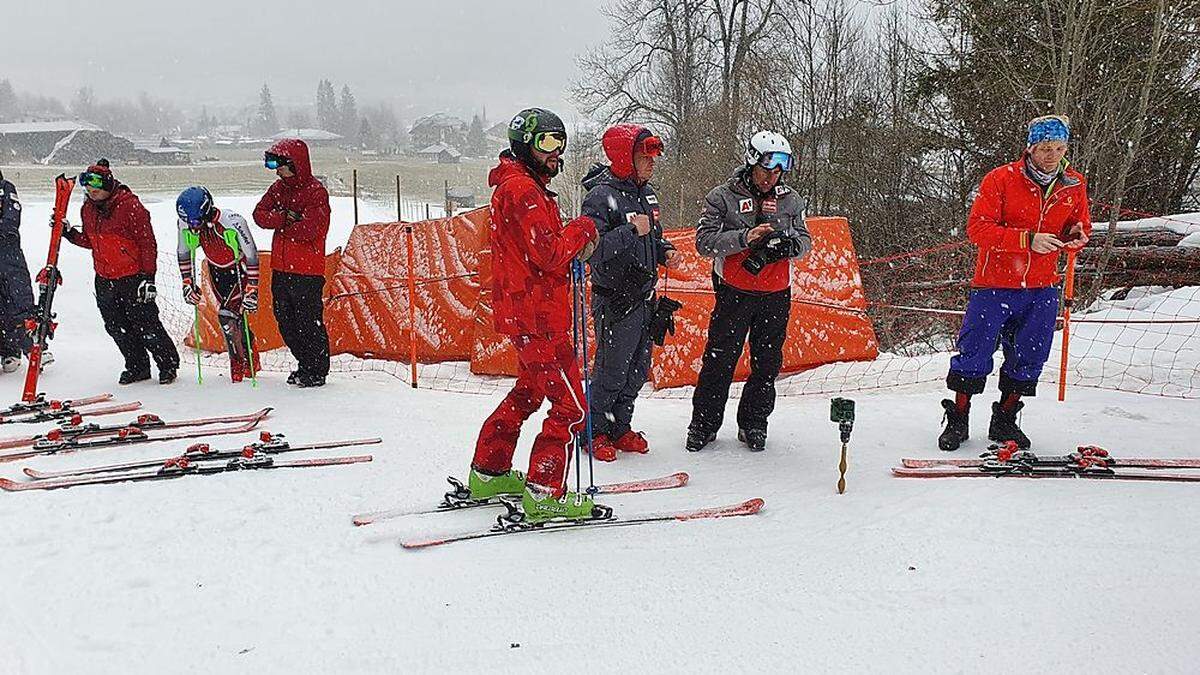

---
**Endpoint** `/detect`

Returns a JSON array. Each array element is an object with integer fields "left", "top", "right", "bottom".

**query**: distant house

[
  {"left": 418, "top": 143, "right": 462, "bottom": 164},
  {"left": 409, "top": 113, "right": 468, "bottom": 152},
  {"left": 131, "top": 138, "right": 191, "bottom": 165},
  {"left": 271, "top": 128, "right": 343, "bottom": 147},
  {"left": 0, "top": 119, "right": 135, "bottom": 165},
  {"left": 445, "top": 186, "right": 476, "bottom": 208}
]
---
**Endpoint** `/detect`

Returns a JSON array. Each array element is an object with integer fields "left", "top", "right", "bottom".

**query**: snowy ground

[{"left": 1, "top": 196, "right": 1199, "bottom": 673}]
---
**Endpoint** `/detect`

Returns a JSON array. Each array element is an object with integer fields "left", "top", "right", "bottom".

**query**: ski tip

[
  {"left": 672, "top": 471, "right": 690, "bottom": 484},
  {"left": 351, "top": 516, "right": 374, "bottom": 527},
  {"left": 745, "top": 497, "right": 765, "bottom": 512},
  {"left": 0, "top": 477, "right": 26, "bottom": 492},
  {"left": 21, "top": 467, "right": 41, "bottom": 479},
  {"left": 400, "top": 538, "right": 443, "bottom": 550}
]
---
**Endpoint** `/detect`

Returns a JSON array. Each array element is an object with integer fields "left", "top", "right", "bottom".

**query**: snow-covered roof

[
  {"left": 271, "top": 128, "right": 343, "bottom": 142},
  {"left": 410, "top": 113, "right": 467, "bottom": 131},
  {"left": 135, "top": 146, "right": 189, "bottom": 154},
  {"left": 418, "top": 143, "right": 461, "bottom": 157},
  {"left": 0, "top": 120, "right": 103, "bottom": 135}
]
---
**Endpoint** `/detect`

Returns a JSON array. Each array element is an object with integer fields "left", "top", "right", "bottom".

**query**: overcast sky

[{"left": 3, "top": 0, "right": 613, "bottom": 124}]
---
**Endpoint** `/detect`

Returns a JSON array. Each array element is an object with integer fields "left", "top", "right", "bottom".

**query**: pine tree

[
  {"left": 359, "top": 117, "right": 377, "bottom": 150},
  {"left": 253, "top": 83, "right": 280, "bottom": 137},
  {"left": 316, "top": 80, "right": 339, "bottom": 132},
  {"left": 339, "top": 85, "right": 358, "bottom": 143},
  {"left": 0, "top": 80, "right": 17, "bottom": 121},
  {"left": 466, "top": 114, "right": 487, "bottom": 157}
]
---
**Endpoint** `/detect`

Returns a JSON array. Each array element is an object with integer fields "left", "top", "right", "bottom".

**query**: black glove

[
  {"left": 649, "top": 295, "right": 684, "bottom": 347},
  {"left": 136, "top": 277, "right": 157, "bottom": 304}
]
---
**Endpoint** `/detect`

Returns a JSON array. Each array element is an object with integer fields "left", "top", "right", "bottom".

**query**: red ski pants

[{"left": 472, "top": 333, "right": 586, "bottom": 496}]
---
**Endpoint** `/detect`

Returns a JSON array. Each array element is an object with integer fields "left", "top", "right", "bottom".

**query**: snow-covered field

[{"left": 2, "top": 195, "right": 1199, "bottom": 673}]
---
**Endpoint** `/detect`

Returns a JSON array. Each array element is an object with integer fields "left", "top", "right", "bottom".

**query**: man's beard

[{"left": 536, "top": 156, "right": 561, "bottom": 178}]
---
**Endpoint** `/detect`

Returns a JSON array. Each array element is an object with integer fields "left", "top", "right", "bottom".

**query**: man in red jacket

[
  {"left": 252, "top": 138, "right": 331, "bottom": 388},
  {"left": 939, "top": 115, "right": 1091, "bottom": 451},
  {"left": 64, "top": 160, "right": 179, "bottom": 384},
  {"left": 466, "top": 107, "right": 602, "bottom": 524}
]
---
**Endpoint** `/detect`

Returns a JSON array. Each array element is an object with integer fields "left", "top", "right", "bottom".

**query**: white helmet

[{"left": 745, "top": 130, "right": 793, "bottom": 171}]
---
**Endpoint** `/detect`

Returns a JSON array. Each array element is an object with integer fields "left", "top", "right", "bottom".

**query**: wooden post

[
  {"left": 1057, "top": 251, "right": 1078, "bottom": 401},
  {"left": 406, "top": 224, "right": 419, "bottom": 388},
  {"left": 395, "top": 175, "right": 401, "bottom": 221},
  {"left": 425, "top": 202, "right": 430, "bottom": 220},
  {"left": 352, "top": 168, "right": 359, "bottom": 225}
]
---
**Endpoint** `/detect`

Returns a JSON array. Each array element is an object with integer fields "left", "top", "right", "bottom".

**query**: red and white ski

[
  {"left": 352, "top": 472, "right": 690, "bottom": 526},
  {"left": 902, "top": 444, "right": 1200, "bottom": 470},
  {"left": 0, "top": 417, "right": 269, "bottom": 463},
  {"left": 400, "top": 498, "right": 765, "bottom": 550},
  {"left": 0, "top": 400, "right": 142, "bottom": 426},
  {"left": 0, "top": 407, "right": 272, "bottom": 450},
  {"left": 22, "top": 432, "right": 381, "bottom": 480},
  {"left": 892, "top": 466, "right": 1200, "bottom": 482},
  {"left": 0, "top": 392, "right": 113, "bottom": 424},
  {"left": 0, "top": 453, "right": 373, "bottom": 492},
  {"left": 21, "top": 174, "right": 75, "bottom": 402}
]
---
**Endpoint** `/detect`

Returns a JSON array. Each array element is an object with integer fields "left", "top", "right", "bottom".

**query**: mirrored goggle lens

[
  {"left": 264, "top": 153, "right": 289, "bottom": 169},
  {"left": 79, "top": 172, "right": 107, "bottom": 189},
  {"left": 758, "top": 151, "right": 793, "bottom": 172},
  {"left": 265, "top": 159, "right": 281, "bottom": 169},
  {"left": 533, "top": 132, "right": 567, "bottom": 153},
  {"left": 640, "top": 136, "right": 664, "bottom": 157}
]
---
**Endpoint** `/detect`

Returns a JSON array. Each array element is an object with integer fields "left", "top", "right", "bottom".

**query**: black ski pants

[
  {"left": 689, "top": 274, "right": 790, "bottom": 434},
  {"left": 0, "top": 253, "right": 34, "bottom": 358},
  {"left": 271, "top": 271, "right": 329, "bottom": 378},
  {"left": 589, "top": 295, "right": 653, "bottom": 440},
  {"left": 95, "top": 274, "right": 180, "bottom": 376}
]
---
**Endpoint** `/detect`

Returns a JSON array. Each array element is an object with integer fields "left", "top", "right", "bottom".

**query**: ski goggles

[
  {"left": 756, "top": 151, "right": 793, "bottom": 172},
  {"left": 637, "top": 135, "right": 664, "bottom": 157},
  {"left": 79, "top": 171, "right": 109, "bottom": 190},
  {"left": 532, "top": 131, "right": 567, "bottom": 154},
  {"left": 264, "top": 152, "right": 292, "bottom": 170}
]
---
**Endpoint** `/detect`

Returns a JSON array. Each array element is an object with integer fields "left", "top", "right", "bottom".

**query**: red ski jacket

[
  {"left": 253, "top": 138, "right": 331, "bottom": 276},
  {"left": 66, "top": 184, "right": 157, "bottom": 280},
  {"left": 967, "top": 156, "right": 1091, "bottom": 289},
  {"left": 488, "top": 152, "right": 597, "bottom": 337}
]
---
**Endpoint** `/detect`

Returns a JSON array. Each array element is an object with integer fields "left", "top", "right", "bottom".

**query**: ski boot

[
  {"left": 589, "top": 435, "right": 618, "bottom": 462},
  {"left": 1, "top": 356, "right": 20, "bottom": 373},
  {"left": 287, "top": 370, "right": 301, "bottom": 385},
  {"left": 119, "top": 369, "right": 151, "bottom": 385},
  {"left": 513, "top": 485, "right": 612, "bottom": 526},
  {"left": 613, "top": 430, "right": 649, "bottom": 454},
  {"left": 466, "top": 468, "right": 526, "bottom": 502},
  {"left": 938, "top": 399, "right": 970, "bottom": 451},
  {"left": 737, "top": 428, "right": 767, "bottom": 452},
  {"left": 988, "top": 400, "right": 1030, "bottom": 449},
  {"left": 685, "top": 428, "right": 716, "bottom": 452},
  {"left": 159, "top": 367, "right": 178, "bottom": 385}
]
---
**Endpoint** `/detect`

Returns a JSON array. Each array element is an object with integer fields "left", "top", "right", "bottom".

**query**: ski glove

[
  {"left": 649, "top": 295, "right": 684, "bottom": 347},
  {"left": 242, "top": 284, "right": 259, "bottom": 312},
  {"left": 182, "top": 280, "right": 200, "bottom": 305},
  {"left": 136, "top": 278, "right": 157, "bottom": 304}
]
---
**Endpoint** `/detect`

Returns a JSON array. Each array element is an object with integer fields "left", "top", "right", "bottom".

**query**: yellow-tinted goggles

[{"left": 533, "top": 131, "right": 567, "bottom": 154}]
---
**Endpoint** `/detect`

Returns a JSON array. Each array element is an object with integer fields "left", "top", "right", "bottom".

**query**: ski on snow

[
  {"left": 0, "top": 415, "right": 269, "bottom": 463},
  {"left": 0, "top": 407, "right": 273, "bottom": 451},
  {"left": 901, "top": 444, "right": 1200, "bottom": 470},
  {"left": 400, "top": 498, "right": 765, "bottom": 550},
  {"left": 21, "top": 432, "right": 381, "bottom": 480},
  {"left": 21, "top": 174, "right": 75, "bottom": 402},
  {"left": 892, "top": 466, "right": 1200, "bottom": 482},
  {"left": 352, "top": 472, "right": 691, "bottom": 526},
  {"left": 0, "top": 393, "right": 115, "bottom": 424},
  {"left": 0, "top": 400, "right": 143, "bottom": 426},
  {"left": 0, "top": 452, "right": 374, "bottom": 492}
]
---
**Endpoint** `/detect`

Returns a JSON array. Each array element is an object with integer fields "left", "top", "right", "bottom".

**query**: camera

[{"left": 742, "top": 228, "right": 802, "bottom": 275}]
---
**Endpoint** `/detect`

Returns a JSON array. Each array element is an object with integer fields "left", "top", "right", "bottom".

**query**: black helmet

[{"left": 507, "top": 107, "right": 566, "bottom": 151}]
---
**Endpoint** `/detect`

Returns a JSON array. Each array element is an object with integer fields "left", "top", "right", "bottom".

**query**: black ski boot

[
  {"left": 287, "top": 370, "right": 301, "bottom": 385},
  {"left": 737, "top": 428, "right": 767, "bottom": 452},
  {"left": 938, "top": 399, "right": 970, "bottom": 452},
  {"left": 685, "top": 428, "right": 716, "bottom": 452},
  {"left": 297, "top": 373, "right": 326, "bottom": 388},
  {"left": 119, "top": 369, "right": 151, "bottom": 385},
  {"left": 988, "top": 401, "right": 1030, "bottom": 449},
  {"left": 158, "top": 367, "right": 177, "bottom": 385}
]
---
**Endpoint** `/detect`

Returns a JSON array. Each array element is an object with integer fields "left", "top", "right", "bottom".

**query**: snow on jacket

[
  {"left": 580, "top": 162, "right": 672, "bottom": 301},
  {"left": 252, "top": 138, "right": 330, "bottom": 276},
  {"left": 966, "top": 156, "right": 1091, "bottom": 289},
  {"left": 65, "top": 183, "right": 157, "bottom": 280},
  {"left": 695, "top": 167, "right": 811, "bottom": 293},
  {"left": 488, "top": 151, "right": 597, "bottom": 337},
  {"left": 177, "top": 209, "right": 260, "bottom": 287}
]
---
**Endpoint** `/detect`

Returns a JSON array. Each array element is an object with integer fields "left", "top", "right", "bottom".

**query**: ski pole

[
  {"left": 570, "top": 259, "right": 582, "bottom": 497},
  {"left": 1057, "top": 250, "right": 1077, "bottom": 402},
  {"left": 184, "top": 230, "right": 203, "bottom": 385},
  {"left": 578, "top": 261, "right": 596, "bottom": 495}
]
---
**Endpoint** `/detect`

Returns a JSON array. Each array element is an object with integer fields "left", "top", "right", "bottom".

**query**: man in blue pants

[{"left": 0, "top": 170, "right": 36, "bottom": 373}]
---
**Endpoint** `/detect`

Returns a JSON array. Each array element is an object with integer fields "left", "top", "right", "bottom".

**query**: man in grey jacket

[{"left": 687, "top": 131, "right": 812, "bottom": 452}]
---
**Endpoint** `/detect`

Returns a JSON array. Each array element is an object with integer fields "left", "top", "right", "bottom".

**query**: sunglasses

[
  {"left": 532, "top": 131, "right": 567, "bottom": 154},
  {"left": 79, "top": 172, "right": 108, "bottom": 190},
  {"left": 264, "top": 152, "right": 291, "bottom": 170},
  {"left": 757, "top": 151, "right": 793, "bottom": 172}
]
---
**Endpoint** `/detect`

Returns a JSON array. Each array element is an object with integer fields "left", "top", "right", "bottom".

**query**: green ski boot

[
  {"left": 467, "top": 468, "right": 526, "bottom": 501},
  {"left": 519, "top": 486, "right": 611, "bottom": 525}
]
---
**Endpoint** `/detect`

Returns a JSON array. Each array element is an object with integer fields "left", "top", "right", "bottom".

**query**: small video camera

[{"left": 830, "top": 397, "right": 855, "bottom": 443}]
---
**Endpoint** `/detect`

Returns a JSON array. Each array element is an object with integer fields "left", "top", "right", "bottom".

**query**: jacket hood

[
  {"left": 602, "top": 123, "right": 653, "bottom": 181},
  {"left": 268, "top": 138, "right": 314, "bottom": 184},
  {"left": 489, "top": 150, "right": 548, "bottom": 188},
  {"left": 581, "top": 162, "right": 642, "bottom": 196}
]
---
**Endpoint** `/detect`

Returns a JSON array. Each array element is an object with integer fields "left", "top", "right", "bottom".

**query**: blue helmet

[{"left": 176, "top": 186, "right": 214, "bottom": 226}]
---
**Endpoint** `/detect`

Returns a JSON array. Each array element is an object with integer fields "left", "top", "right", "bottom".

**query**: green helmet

[{"left": 507, "top": 107, "right": 566, "bottom": 152}]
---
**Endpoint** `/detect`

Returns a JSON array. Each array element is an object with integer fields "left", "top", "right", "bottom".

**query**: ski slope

[{"left": 1, "top": 195, "right": 1199, "bottom": 673}]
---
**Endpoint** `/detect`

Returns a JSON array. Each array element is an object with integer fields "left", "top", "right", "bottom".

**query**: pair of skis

[
  {"left": 0, "top": 392, "right": 141, "bottom": 425},
  {"left": 0, "top": 407, "right": 272, "bottom": 462},
  {"left": 0, "top": 433, "right": 380, "bottom": 491},
  {"left": 352, "top": 472, "right": 764, "bottom": 549},
  {"left": 896, "top": 444, "right": 1200, "bottom": 482}
]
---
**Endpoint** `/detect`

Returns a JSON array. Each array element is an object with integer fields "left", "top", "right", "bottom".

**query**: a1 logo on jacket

[{"left": 738, "top": 198, "right": 754, "bottom": 214}]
